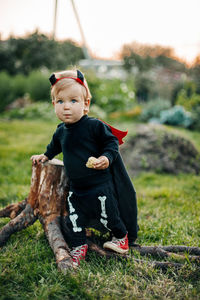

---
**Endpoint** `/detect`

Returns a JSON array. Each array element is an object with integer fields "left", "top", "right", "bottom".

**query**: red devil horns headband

[{"left": 49, "top": 70, "right": 86, "bottom": 88}]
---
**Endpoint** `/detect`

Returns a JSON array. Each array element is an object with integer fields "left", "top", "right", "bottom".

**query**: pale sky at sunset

[{"left": 0, "top": 0, "right": 200, "bottom": 64}]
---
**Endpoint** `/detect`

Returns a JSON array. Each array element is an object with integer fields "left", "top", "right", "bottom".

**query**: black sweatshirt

[{"left": 44, "top": 115, "right": 119, "bottom": 188}]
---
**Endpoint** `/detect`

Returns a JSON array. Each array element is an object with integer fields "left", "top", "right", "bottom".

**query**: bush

[
  {"left": 0, "top": 72, "right": 14, "bottom": 112},
  {"left": 89, "top": 104, "right": 107, "bottom": 119},
  {"left": 109, "top": 106, "right": 142, "bottom": 121},
  {"left": 87, "top": 76, "right": 136, "bottom": 114},
  {"left": 12, "top": 73, "right": 26, "bottom": 98},
  {"left": 26, "top": 71, "right": 50, "bottom": 101},
  {"left": 176, "top": 89, "right": 200, "bottom": 130},
  {"left": 140, "top": 98, "right": 171, "bottom": 122},
  {"left": 0, "top": 70, "right": 136, "bottom": 115},
  {"left": 135, "top": 75, "right": 154, "bottom": 102},
  {"left": 1, "top": 102, "right": 57, "bottom": 121},
  {"left": 176, "top": 89, "right": 200, "bottom": 111},
  {"left": 191, "top": 106, "right": 200, "bottom": 130},
  {"left": 159, "top": 105, "right": 193, "bottom": 128},
  {"left": 0, "top": 71, "right": 51, "bottom": 112}
]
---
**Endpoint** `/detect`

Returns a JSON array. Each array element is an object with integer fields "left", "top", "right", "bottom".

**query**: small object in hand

[{"left": 86, "top": 156, "right": 99, "bottom": 168}]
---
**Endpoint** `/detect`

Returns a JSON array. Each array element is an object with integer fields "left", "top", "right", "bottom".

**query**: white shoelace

[
  {"left": 71, "top": 245, "right": 87, "bottom": 259},
  {"left": 71, "top": 246, "right": 83, "bottom": 257},
  {"left": 112, "top": 237, "right": 125, "bottom": 245}
]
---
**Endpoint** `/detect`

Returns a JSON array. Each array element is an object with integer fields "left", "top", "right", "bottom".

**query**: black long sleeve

[
  {"left": 44, "top": 127, "right": 62, "bottom": 160},
  {"left": 43, "top": 115, "right": 120, "bottom": 188},
  {"left": 93, "top": 119, "right": 119, "bottom": 164}
]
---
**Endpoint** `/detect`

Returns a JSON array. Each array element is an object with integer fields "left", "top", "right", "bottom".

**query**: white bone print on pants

[
  {"left": 67, "top": 192, "right": 75, "bottom": 213},
  {"left": 98, "top": 196, "right": 111, "bottom": 231},
  {"left": 67, "top": 191, "right": 82, "bottom": 232},
  {"left": 98, "top": 196, "right": 107, "bottom": 218},
  {"left": 69, "top": 214, "right": 82, "bottom": 232}
]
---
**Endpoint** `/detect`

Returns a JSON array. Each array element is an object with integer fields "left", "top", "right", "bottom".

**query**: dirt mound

[{"left": 120, "top": 125, "right": 200, "bottom": 176}]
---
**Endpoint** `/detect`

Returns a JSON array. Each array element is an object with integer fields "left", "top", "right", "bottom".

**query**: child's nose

[{"left": 63, "top": 102, "right": 70, "bottom": 109}]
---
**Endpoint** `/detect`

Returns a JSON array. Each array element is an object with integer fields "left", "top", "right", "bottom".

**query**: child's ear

[
  {"left": 84, "top": 99, "right": 90, "bottom": 113},
  {"left": 52, "top": 101, "right": 55, "bottom": 107}
]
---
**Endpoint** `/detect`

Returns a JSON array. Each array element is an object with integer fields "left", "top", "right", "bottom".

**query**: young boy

[{"left": 31, "top": 69, "right": 138, "bottom": 267}]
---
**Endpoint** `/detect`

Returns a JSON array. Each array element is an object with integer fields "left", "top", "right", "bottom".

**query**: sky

[{"left": 0, "top": 0, "right": 200, "bottom": 64}]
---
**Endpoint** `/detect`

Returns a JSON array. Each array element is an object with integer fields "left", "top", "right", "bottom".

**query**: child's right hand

[{"left": 30, "top": 154, "right": 49, "bottom": 165}]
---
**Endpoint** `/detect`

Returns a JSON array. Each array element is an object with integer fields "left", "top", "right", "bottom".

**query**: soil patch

[{"left": 120, "top": 124, "right": 200, "bottom": 176}]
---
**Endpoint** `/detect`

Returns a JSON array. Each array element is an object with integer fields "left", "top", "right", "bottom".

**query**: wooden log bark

[
  {"left": 0, "top": 159, "right": 200, "bottom": 272},
  {"left": 0, "top": 199, "right": 27, "bottom": 219},
  {"left": 0, "top": 159, "right": 73, "bottom": 271},
  {"left": 0, "top": 203, "right": 37, "bottom": 246}
]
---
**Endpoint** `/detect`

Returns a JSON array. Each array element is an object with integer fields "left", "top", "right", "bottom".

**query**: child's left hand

[
  {"left": 93, "top": 156, "right": 110, "bottom": 170},
  {"left": 86, "top": 156, "right": 109, "bottom": 170}
]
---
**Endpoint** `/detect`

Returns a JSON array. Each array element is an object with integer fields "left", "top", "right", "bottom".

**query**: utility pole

[
  {"left": 52, "top": 0, "right": 58, "bottom": 39},
  {"left": 70, "top": 0, "right": 91, "bottom": 60}
]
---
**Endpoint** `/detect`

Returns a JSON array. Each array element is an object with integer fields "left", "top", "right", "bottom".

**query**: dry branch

[
  {"left": 130, "top": 245, "right": 200, "bottom": 264},
  {"left": 87, "top": 240, "right": 185, "bottom": 270},
  {"left": 0, "top": 199, "right": 27, "bottom": 219}
]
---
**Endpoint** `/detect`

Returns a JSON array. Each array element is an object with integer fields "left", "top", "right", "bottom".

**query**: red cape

[{"left": 100, "top": 120, "right": 128, "bottom": 145}]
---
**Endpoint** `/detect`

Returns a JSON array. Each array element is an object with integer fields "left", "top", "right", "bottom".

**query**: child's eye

[
  {"left": 57, "top": 100, "right": 63, "bottom": 104},
  {"left": 71, "top": 99, "right": 77, "bottom": 103}
]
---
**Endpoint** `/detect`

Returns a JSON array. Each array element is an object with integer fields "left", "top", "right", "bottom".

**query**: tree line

[{"left": 0, "top": 31, "right": 84, "bottom": 75}]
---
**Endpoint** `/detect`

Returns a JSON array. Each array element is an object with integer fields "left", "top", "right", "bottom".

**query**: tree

[
  {"left": 0, "top": 31, "right": 84, "bottom": 75},
  {"left": 120, "top": 42, "right": 186, "bottom": 73},
  {"left": 190, "top": 55, "right": 200, "bottom": 94}
]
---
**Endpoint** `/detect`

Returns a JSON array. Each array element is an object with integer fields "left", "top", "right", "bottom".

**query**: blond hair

[{"left": 50, "top": 69, "right": 92, "bottom": 102}]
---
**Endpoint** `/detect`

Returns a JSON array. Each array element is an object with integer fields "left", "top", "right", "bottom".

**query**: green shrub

[
  {"left": 12, "top": 73, "right": 26, "bottom": 98},
  {"left": 0, "top": 70, "right": 137, "bottom": 115},
  {"left": 135, "top": 75, "right": 154, "bottom": 102},
  {"left": 109, "top": 105, "right": 142, "bottom": 121},
  {"left": 0, "top": 72, "right": 14, "bottom": 112},
  {"left": 159, "top": 105, "right": 193, "bottom": 128},
  {"left": 176, "top": 90, "right": 200, "bottom": 129},
  {"left": 190, "top": 106, "right": 200, "bottom": 130},
  {"left": 140, "top": 98, "right": 171, "bottom": 122},
  {"left": 89, "top": 104, "right": 107, "bottom": 119},
  {"left": 176, "top": 89, "right": 200, "bottom": 111},
  {"left": 0, "top": 71, "right": 51, "bottom": 112},
  {"left": 26, "top": 71, "right": 50, "bottom": 101},
  {"left": 87, "top": 75, "right": 136, "bottom": 113},
  {"left": 1, "top": 102, "right": 56, "bottom": 121}
]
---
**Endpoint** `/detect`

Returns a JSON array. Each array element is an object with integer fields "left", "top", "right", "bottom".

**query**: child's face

[{"left": 53, "top": 84, "right": 90, "bottom": 124}]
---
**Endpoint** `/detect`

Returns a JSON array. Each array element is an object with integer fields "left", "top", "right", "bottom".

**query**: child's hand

[
  {"left": 86, "top": 156, "right": 109, "bottom": 170},
  {"left": 30, "top": 154, "right": 49, "bottom": 165},
  {"left": 95, "top": 156, "right": 109, "bottom": 169}
]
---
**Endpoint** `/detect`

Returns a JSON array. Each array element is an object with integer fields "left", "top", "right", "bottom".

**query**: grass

[{"left": 0, "top": 119, "right": 200, "bottom": 300}]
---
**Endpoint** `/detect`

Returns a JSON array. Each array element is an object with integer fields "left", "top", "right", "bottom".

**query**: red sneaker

[
  {"left": 70, "top": 244, "right": 88, "bottom": 267},
  {"left": 103, "top": 234, "right": 129, "bottom": 254}
]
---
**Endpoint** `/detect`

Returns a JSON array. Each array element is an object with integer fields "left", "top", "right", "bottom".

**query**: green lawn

[{"left": 0, "top": 119, "right": 200, "bottom": 300}]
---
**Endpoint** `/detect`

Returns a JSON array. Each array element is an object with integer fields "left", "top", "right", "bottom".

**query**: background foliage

[
  {"left": 1, "top": 32, "right": 200, "bottom": 130},
  {"left": 0, "top": 31, "right": 84, "bottom": 75}
]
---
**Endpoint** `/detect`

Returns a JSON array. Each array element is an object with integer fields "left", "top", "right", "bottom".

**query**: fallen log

[{"left": 0, "top": 159, "right": 199, "bottom": 272}]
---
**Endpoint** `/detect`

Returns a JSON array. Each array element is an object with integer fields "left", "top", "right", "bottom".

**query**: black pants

[{"left": 63, "top": 181, "right": 127, "bottom": 247}]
